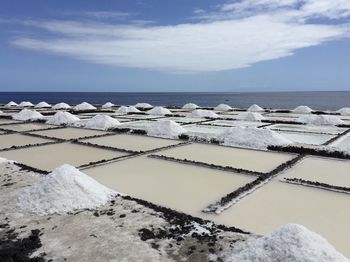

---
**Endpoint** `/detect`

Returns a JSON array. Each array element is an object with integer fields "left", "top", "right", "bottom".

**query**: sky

[{"left": 0, "top": 0, "right": 350, "bottom": 92}]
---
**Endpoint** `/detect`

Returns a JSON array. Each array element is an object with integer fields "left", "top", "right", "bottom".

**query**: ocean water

[{"left": 0, "top": 91, "right": 349, "bottom": 111}]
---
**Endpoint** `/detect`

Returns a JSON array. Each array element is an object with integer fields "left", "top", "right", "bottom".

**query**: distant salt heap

[
  {"left": 147, "top": 120, "right": 186, "bottom": 139},
  {"left": 46, "top": 111, "right": 80, "bottom": 125},
  {"left": 35, "top": 101, "right": 51, "bottom": 108},
  {"left": 18, "top": 164, "right": 117, "bottom": 215},
  {"left": 218, "top": 126, "right": 292, "bottom": 150},
  {"left": 18, "top": 101, "right": 34, "bottom": 107},
  {"left": 293, "top": 105, "right": 313, "bottom": 114},
  {"left": 146, "top": 106, "right": 172, "bottom": 116},
  {"left": 12, "top": 109, "right": 44, "bottom": 121},
  {"left": 102, "top": 102, "right": 114, "bottom": 108},
  {"left": 337, "top": 107, "right": 350, "bottom": 116},
  {"left": 237, "top": 112, "right": 265, "bottom": 122},
  {"left": 182, "top": 103, "right": 199, "bottom": 110},
  {"left": 135, "top": 102, "right": 152, "bottom": 109},
  {"left": 52, "top": 102, "right": 71, "bottom": 109},
  {"left": 84, "top": 115, "right": 120, "bottom": 130},
  {"left": 247, "top": 104, "right": 264, "bottom": 112},
  {"left": 297, "top": 115, "right": 344, "bottom": 126},
  {"left": 215, "top": 104, "right": 232, "bottom": 111},
  {"left": 74, "top": 102, "right": 96, "bottom": 111},
  {"left": 116, "top": 106, "right": 140, "bottom": 114},
  {"left": 5, "top": 101, "right": 17, "bottom": 107},
  {"left": 189, "top": 109, "right": 219, "bottom": 119},
  {"left": 226, "top": 224, "right": 349, "bottom": 262}
]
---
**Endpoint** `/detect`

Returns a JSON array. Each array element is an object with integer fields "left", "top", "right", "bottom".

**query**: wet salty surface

[
  {"left": 0, "top": 123, "right": 58, "bottom": 132},
  {"left": 276, "top": 131, "right": 334, "bottom": 145},
  {"left": 29, "top": 127, "right": 110, "bottom": 140},
  {"left": 0, "top": 133, "right": 54, "bottom": 150},
  {"left": 268, "top": 123, "right": 347, "bottom": 135}
]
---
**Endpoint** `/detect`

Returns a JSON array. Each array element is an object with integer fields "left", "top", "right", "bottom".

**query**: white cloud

[{"left": 9, "top": 0, "right": 350, "bottom": 72}]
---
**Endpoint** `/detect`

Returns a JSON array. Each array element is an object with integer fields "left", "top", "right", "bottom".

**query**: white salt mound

[
  {"left": 18, "top": 101, "right": 34, "bottom": 107},
  {"left": 12, "top": 109, "right": 44, "bottom": 121},
  {"left": 182, "top": 103, "right": 199, "bottom": 109},
  {"left": 35, "top": 101, "right": 51, "bottom": 108},
  {"left": 215, "top": 104, "right": 232, "bottom": 111},
  {"left": 147, "top": 120, "right": 186, "bottom": 139},
  {"left": 135, "top": 102, "right": 152, "bottom": 109},
  {"left": 116, "top": 106, "right": 141, "bottom": 114},
  {"left": 189, "top": 109, "right": 219, "bottom": 119},
  {"left": 146, "top": 106, "right": 172, "bottom": 116},
  {"left": 226, "top": 224, "right": 349, "bottom": 262},
  {"left": 297, "top": 115, "right": 344, "bottom": 126},
  {"left": 218, "top": 126, "right": 292, "bottom": 150},
  {"left": 18, "top": 164, "right": 117, "bottom": 215},
  {"left": 5, "top": 101, "right": 17, "bottom": 107},
  {"left": 84, "top": 115, "right": 120, "bottom": 130},
  {"left": 247, "top": 104, "right": 264, "bottom": 112},
  {"left": 74, "top": 102, "right": 96, "bottom": 111},
  {"left": 293, "top": 105, "right": 313, "bottom": 114},
  {"left": 46, "top": 111, "right": 80, "bottom": 125},
  {"left": 237, "top": 112, "right": 265, "bottom": 122},
  {"left": 337, "top": 107, "right": 350, "bottom": 116},
  {"left": 52, "top": 102, "right": 71, "bottom": 109},
  {"left": 102, "top": 102, "right": 114, "bottom": 108}
]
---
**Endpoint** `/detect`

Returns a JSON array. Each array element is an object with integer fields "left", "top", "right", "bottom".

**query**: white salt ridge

[
  {"left": 226, "top": 224, "right": 349, "bottom": 262},
  {"left": 18, "top": 164, "right": 117, "bottom": 216},
  {"left": 293, "top": 105, "right": 313, "bottom": 114},
  {"left": 237, "top": 112, "right": 265, "bottom": 122},
  {"left": 52, "top": 102, "right": 71, "bottom": 109},
  {"left": 35, "top": 101, "right": 51, "bottom": 108},
  {"left": 102, "top": 102, "right": 114, "bottom": 108},
  {"left": 116, "top": 106, "right": 141, "bottom": 114},
  {"left": 182, "top": 103, "right": 199, "bottom": 109},
  {"left": 247, "top": 104, "right": 264, "bottom": 112},
  {"left": 189, "top": 109, "right": 219, "bottom": 119},
  {"left": 297, "top": 115, "right": 344, "bottom": 126},
  {"left": 147, "top": 120, "right": 186, "bottom": 139},
  {"left": 215, "top": 104, "right": 232, "bottom": 111},
  {"left": 84, "top": 115, "right": 120, "bottom": 130},
  {"left": 218, "top": 126, "right": 292, "bottom": 150},
  {"left": 18, "top": 101, "right": 34, "bottom": 107},
  {"left": 337, "top": 107, "right": 350, "bottom": 116},
  {"left": 146, "top": 106, "right": 172, "bottom": 116},
  {"left": 5, "top": 101, "right": 17, "bottom": 107},
  {"left": 135, "top": 102, "right": 152, "bottom": 109},
  {"left": 12, "top": 109, "right": 44, "bottom": 121},
  {"left": 74, "top": 102, "right": 97, "bottom": 111},
  {"left": 46, "top": 111, "right": 80, "bottom": 125}
]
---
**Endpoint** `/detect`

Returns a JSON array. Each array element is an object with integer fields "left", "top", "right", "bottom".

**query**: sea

[{"left": 0, "top": 91, "right": 349, "bottom": 111}]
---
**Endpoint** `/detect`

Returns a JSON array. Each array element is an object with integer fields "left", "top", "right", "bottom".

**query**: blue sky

[{"left": 0, "top": 0, "right": 350, "bottom": 92}]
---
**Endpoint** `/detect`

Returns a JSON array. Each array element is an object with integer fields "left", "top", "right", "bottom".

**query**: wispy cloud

[{"left": 8, "top": 0, "right": 350, "bottom": 72}]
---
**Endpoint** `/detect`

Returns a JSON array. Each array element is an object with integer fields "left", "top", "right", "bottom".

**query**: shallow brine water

[
  {"left": 0, "top": 123, "right": 57, "bottom": 132},
  {"left": 277, "top": 131, "right": 334, "bottom": 145},
  {"left": 0, "top": 133, "right": 53, "bottom": 150},
  {"left": 268, "top": 123, "right": 346, "bottom": 135},
  {"left": 29, "top": 127, "right": 110, "bottom": 140}
]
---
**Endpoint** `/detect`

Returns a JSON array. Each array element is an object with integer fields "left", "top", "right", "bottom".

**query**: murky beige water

[
  {"left": 269, "top": 123, "right": 346, "bottom": 135},
  {"left": 0, "top": 142, "right": 124, "bottom": 171},
  {"left": 281, "top": 156, "right": 350, "bottom": 187},
  {"left": 0, "top": 119, "right": 21, "bottom": 125},
  {"left": 277, "top": 131, "right": 334, "bottom": 145},
  {"left": 203, "top": 181, "right": 350, "bottom": 257},
  {"left": 83, "top": 156, "right": 254, "bottom": 214},
  {"left": 155, "top": 143, "right": 295, "bottom": 173},
  {"left": 81, "top": 134, "right": 182, "bottom": 152},
  {"left": 29, "top": 127, "right": 110, "bottom": 140},
  {"left": 0, "top": 123, "right": 57, "bottom": 132},
  {"left": 0, "top": 133, "right": 53, "bottom": 150}
]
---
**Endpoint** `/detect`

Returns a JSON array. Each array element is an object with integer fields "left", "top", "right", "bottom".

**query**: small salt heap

[
  {"left": 214, "top": 104, "right": 232, "bottom": 111},
  {"left": 182, "top": 103, "right": 199, "bottom": 110},
  {"left": 337, "top": 107, "right": 350, "bottom": 116},
  {"left": 35, "top": 101, "right": 51, "bottom": 108},
  {"left": 46, "top": 111, "right": 80, "bottom": 125},
  {"left": 84, "top": 115, "right": 120, "bottom": 130},
  {"left": 12, "top": 109, "right": 44, "bottom": 121},
  {"left": 247, "top": 104, "right": 264, "bottom": 112},
  {"left": 297, "top": 115, "right": 344, "bottom": 126},
  {"left": 18, "top": 101, "right": 34, "bottom": 107},
  {"left": 116, "top": 106, "right": 141, "bottom": 114},
  {"left": 293, "top": 105, "right": 313, "bottom": 114},
  {"left": 53, "top": 102, "right": 71, "bottom": 109},
  {"left": 5, "top": 101, "right": 17, "bottom": 107},
  {"left": 102, "top": 102, "right": 114, "bottom": 108},
  {"left": 74, "top": 102, "right": 96, "bottom": 111},
  {"left": 146, "top": 106, "right": 172, "bottom": 116},
  {"left": 237, "top": 112, "right": 265, "bottom": 122},
  {"left": 189, "top": 109, "right": 219, "bottom": 118},
  {"left": 147, "top": 120, "right": 186, "bottom": 139},
  {"left": 135, "top": 102, "right": 152, "bottom": 109}
]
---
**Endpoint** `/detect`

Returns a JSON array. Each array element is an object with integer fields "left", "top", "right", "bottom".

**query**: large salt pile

[
  {"left": 293, "top": 105, "right": 313, "bottom": 114},
  {"left": 147, "top": 120, "right": 186, "bottom": 139},
  {"left": 297, "top": 115, "right": 344, "bottom": 126},
  {"left": 116, "top": 106, "right": 141, "bottom": 114},
  {"left": 5, "top": 101, "right": 17, "bottom": 107},
  {"left": 18, "top": 101, "right": 34, "bottom": 107},
  {"left": 135, "top": 102, "right": 152, "bottom": 109},
  {"left": 35, "top": 101, "right": 51, "bottom": 108},
  {"left": 218, "top": 126, "right": 292, "bottom": 150},
  {"left": 46, "top": 111, "right": 80, "bottom": 125},
  {"left": 84, "top": 115, "right": 120, "bottom": 130},
  {"left": 18, "top": 164, "right": 117, "bottom": 215},
  {"left": 102, "top": 102, "right": 114, "bottom": 108},
  {"left": 225, "top": 224, "right": 349, "bottom": 262},
  {"left": 12, "top": 109, "right": 44, "bottom": 121},
  {"left": 74, "top": 102, "right": 96, "bottom": 111},
  {"left": 52, "top": 102, "right": 71, "bottom": 109},
  {"left": 337, "top": 107, "right": 350, "bottom": 116},
  {"left": 237, "top": 112, "right": 265, "bottom": 122},
  {"left": 182, "top": 103, "right": 199, "bottom": 110},
  {"left": 146, "top": 106, "right": 172, "bottom": 116},
  {"left": 189, "top": 109, "right": 219, "bottom": 118},
  {"left": 247, "top": 104, "right": 264, "bottom": 112},
  {"left": 214, "top": 104, "right": 232, "bottom": 111}
]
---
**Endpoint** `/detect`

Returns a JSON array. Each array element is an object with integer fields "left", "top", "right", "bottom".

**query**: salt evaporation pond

[
  {"left": 29, "top": 127, "right": 111, "bottom": 140},
  {"left": 277, "top": 131, "right": 334, "bottom": 145},
  {"left": 119, "top": 120, "right": 155, "bottom": 130},
  {"left": 83, "top": 156, "right": 254, "bottom": 215},
  {"left": 0, "top": 133, "right": 53, "bottom": 150},
  {"left": 154, "top": 143, "right": 295, "bottom": 173},
  {"left": 269, "top": 123, "right": 346, "bottom": 135},
  {"left": 162, "top": 116, "right": 208, "bottom": 123},
  {"left": 117, "top": 114, "right": 165, "bottom": 120},
  {"left": 330, "top": 133, "right": 350, "bottom": 151},
  {"left": 0, "top": 123, "right": 58, "bottom": 132},
  {"left": 184, "top": 124, "right": 231, "bottom": 138},
  {"left": 201, "top": 120, "right": 264, "bottom": 127},
  {"left": 0, "top": 119, "right": 22, "bottom": 125}
]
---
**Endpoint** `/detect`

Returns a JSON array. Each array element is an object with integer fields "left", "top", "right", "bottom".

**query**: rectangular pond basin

[
  {"left": 28, "top": 127, "right": 110, "bottom": 140},
  {"left": 117, "top": 114, "right": 165, "bottom": 120},
  {"left": 119, "top": 120, "right": 155, "bottom": 130},
  {"left": 0, "top": 123, "right": 58, "bottom": 132},
  {"left": 329, "top": 133, "right": 350, "bottom": 151},
  {"left": 0, "top": 142, "right": 125, "bottom": 171},
  {"left": 268, "top": 123, "right": 346, "bottom": 135},
  {"left": 276, "top": 131, "right": 334, "bottom": 145},
  {"left": 83, "top": 156, "right": 254, "bottom": 215},
  {"left": 0, "top": 133, "right": 54, "bottom": 150},
  {"left": 201, "top": 120, "right": 264, "bottom": 128},
  {"left": 80, "top": 134, "right": 183, "bottom": 152},
  {"left": 161, "top": 117, "right": 209, "bottom": 124},
  {"left": 154, "top": 143, "right": 295, "bottom": 173},
  {"left": 203, "top": 181, "right": 350, "bottom": 257},
  {"left": 184, "top": 124, "right": 231, "bottom": 139},
  {"left": 0, "top": 119, "right": 22, "bottom": 125}
]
